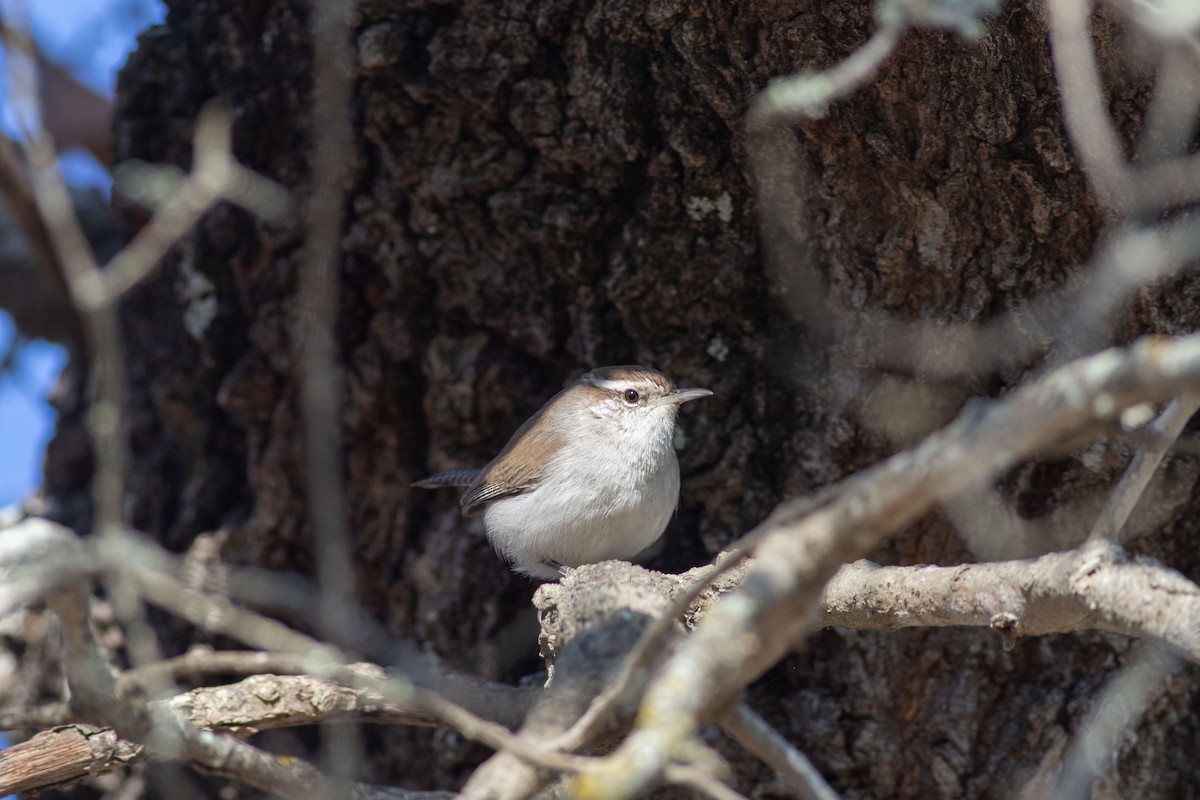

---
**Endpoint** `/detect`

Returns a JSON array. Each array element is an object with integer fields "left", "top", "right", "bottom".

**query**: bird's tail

[{"left": 413, "top": 468, "right": 482, "bottom": 489}]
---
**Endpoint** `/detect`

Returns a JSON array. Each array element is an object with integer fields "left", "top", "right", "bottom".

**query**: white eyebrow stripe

[{"left": 586, "top": 377, "right": 629, "bottom": 392}]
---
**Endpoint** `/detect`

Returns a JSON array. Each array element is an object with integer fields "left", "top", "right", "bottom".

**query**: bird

[{"left": 416, "top": 365, "right": 712, "bottom": 580}]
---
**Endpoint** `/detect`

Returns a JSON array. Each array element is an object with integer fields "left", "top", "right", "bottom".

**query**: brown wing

[{"left": 461, "top": 402, "right": 568, "bottom": 516}]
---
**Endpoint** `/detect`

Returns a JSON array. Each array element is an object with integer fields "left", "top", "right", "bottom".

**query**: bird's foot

[{"left": 542, "top": 558, "right": 575, "bottom": 580}]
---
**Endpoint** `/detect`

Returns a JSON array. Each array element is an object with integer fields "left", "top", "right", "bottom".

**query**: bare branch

[
  {"left": 3, "top": 17, "right": 125, "bottom": 537},
  {"left": 0, "top": 710, "right": 458, "bottom": 800},
  {"left": 820, "top": 548, "right": 1200, "bottom": 661},
  {"left": 548, "top": 548, "right": 754, "bottom": 753},
  {"left": 0, "top": 659, "right": 541, "bottom": 795},
  {"left": 119, "top": 544, "right": 554, "bottom": 754},
  {"left": 1087, "top": 395, "right": 1200, "bottom": 543},
  {"left": 0, "top": 717, "right": 454, "bottom": 799},
  {"left": 42, "top": 587, "right": 122, "bottom": 728},
  {"left": 750, "top": 20, "right": 906, "bottom": 125},
  {"left": 0, "top": 667, "right": 524, "bottom": 797},
  {"left": 298, "top": 0, "right": 359, "bottom": 780},
  {"left": 1046, "top": 0, "right": 1132, "bottom": 209},
  {"left": 550, "top": 487, "right": 843, "bottom": 754},
  {"left": 576, "top": 333, "right": 1200, "bottom": 797},
  {"left": 0, "top": 136, "right": 85, "bottom": 348},
  {"left": 1107, "top": 0, "right": 1200, "bottom": 59},
  {"left": 0, "top": 703, "right": 71, "bottom": 730},
  {"left": 104, "top": 104, "right": 292, "bottom": 304},
  {"left": 28, "top": 576, "right": 212, "bottom": 800},
  {"left": 299, "top": 0, "right": 354, "bottom": 595},
  {"left": 114, "top": 649, "right": 530, "bottom": 727},
  {"left": 135, "top": 704, "right": 383, "bottom": 800},
  {"left": 663, "top": 762, "right": 751, "bottom": 800},
  {"left": 1046, "top": 645, "right": 1178, "bottom": 800},
  {"left": 0, "top": 725, "right": 140, "bottom": 796},
  {"left": 14, "top": 518, "right": 541, "bottom": 730},
  {"left": 720, "top": 704, "right": 841, "bottom": 800},
  {"left": 1137, "top": 41, "right": 1200, "bottom": 163},
  {"left": 1129, "top": 156, "right": 1200, "bottom": 211},
  {"left": 0, "top": 517, "right": 92, "bottom": 615},
  {"left": 458, "top": 567, "right": 684, "bottom": 800}
]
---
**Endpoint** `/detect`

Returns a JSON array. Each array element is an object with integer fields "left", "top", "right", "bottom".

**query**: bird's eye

[{"left": 624, "top": 388, "right": 640, "bottom": 405}]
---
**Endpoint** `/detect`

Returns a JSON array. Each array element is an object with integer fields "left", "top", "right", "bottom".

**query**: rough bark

[{"left": 31, "top": 0, "right": 1200, "bottom": 797}]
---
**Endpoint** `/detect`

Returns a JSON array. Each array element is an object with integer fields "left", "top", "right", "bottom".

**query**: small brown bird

[{"left": 417, "top": 366, "right": 712, "bottom": 579}]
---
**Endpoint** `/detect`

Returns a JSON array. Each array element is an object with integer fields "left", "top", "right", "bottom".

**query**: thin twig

[
  {"left": 663, "top": 763, "right": 751, "bottom": 800},
  {"left": 1087, "top": 395, "right": 1200, "bottom": 543},
  {"left": 1106, "top": 0, "right": 1200, "bottom": 61},
  {"left": 300, "top": 0, "right": 355, "bottom": 617},
  {"left": 0, "top": 135, "right": 85, "bottom": 352},
  {"left": 119, "top": 547, "right": 345, "bottom": 665},
  {"left": 750, "top": 19, "right": 907, "bottom": 123},
  {"left": 102, "top": 104, "right": 292, "bottom": 304},
  {"left": 299, "top": 0, "right": 359, "bottom": 780},
  {"left": 720, "top": 705, "right": 841, "bottom": 800},
  {"left": 117, "top": 649, "right": 325, "bottom": 695},
  {"left": 1046, "top": 0, "right": 1132, "bottom": 209},
  {"left": 2, "top": 14, "right": 122, "bottom": 535},
  {"left": 1136, "top": 41, "right": 1200, "bottom": 163},
  {"left": 0, "top": 703, "right": 71, "bottom": 730},
  {"left": 1049, "top": 645, "right": 1178, "bottom": 800},
  {"left": 116, "top": 545, "right": 583, "bottom": 772}
]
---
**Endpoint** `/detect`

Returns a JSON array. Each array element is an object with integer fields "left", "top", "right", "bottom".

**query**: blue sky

[
  {"left": 0, "top": 317, "right": 67, "bottom": 505},
  {"left": 25, "top": 0, "right": 163, "bottom": 92},
  {"left": 0, "top": 0, "right": 164, "bottom": 508}
]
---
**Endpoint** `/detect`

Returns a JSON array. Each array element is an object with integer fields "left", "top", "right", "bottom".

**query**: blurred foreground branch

[{"left": 577, "top": 334, "right": 1200, "bottom": 797}]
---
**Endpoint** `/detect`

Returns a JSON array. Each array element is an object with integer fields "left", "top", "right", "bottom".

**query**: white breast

[{"left": 482, "top": 413, "right": 681, "bottom": 580}]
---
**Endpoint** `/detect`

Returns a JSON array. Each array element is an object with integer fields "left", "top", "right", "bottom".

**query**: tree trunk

[{"left": 40, "top": 0, "right": 1200, "bottom": 796}]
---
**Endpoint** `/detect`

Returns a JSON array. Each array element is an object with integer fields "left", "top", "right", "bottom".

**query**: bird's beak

[{"left": 654, "top": 388, "right": 713, "bottom": 407}]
